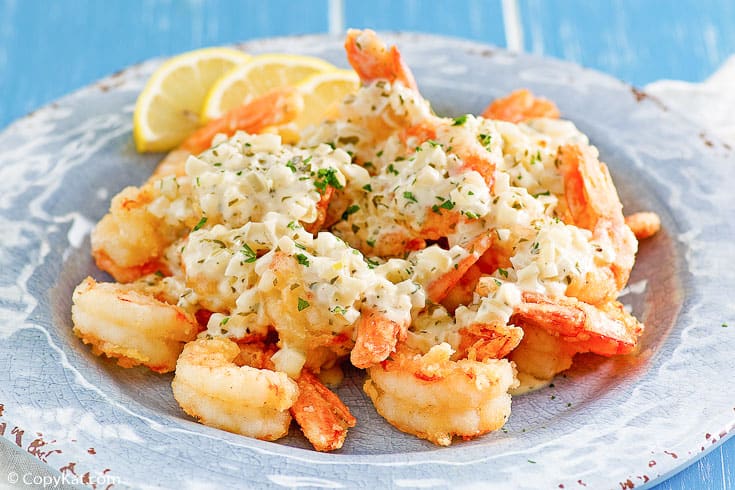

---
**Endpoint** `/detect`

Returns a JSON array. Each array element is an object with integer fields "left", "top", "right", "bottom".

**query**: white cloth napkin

[{"left": 645, "top": 56, "right": 735, "bottom": 144}]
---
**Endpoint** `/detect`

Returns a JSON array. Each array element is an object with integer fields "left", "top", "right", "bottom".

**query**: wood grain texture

[
  {"left": 0, "top": 0, "right": 328, "bottom": 128},
  {"left": 519, "top": 0, "right": 735, "bottom": 86},
  {"left": 0, "top": 1, "right": 733, "bottom": 489},
  {"left": 344, "top": 0, "right": 506, "bottom": 45}
]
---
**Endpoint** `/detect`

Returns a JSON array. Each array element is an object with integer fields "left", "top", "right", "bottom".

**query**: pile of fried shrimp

[{"left": 71, "top": 29, "right": 661, "bottom": 451}]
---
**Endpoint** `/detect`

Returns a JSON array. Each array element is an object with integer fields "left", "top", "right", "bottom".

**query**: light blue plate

[{"left": 0, "top": 33, "right": 733, "bottom": 489}]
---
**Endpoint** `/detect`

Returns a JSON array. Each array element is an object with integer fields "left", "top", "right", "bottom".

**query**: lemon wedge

[
  {"left": 201, "top": 54, "right": 335, "bottom": 122},
  {"left": 293, "top": 70, "right": 360, "bottom": 129},
  {"left": 133, "top": 47, "right": 251, "bottom": 152}
]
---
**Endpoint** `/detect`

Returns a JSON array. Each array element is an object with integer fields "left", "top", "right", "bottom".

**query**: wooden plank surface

[
  {"left": 519, "top": 0, "right": 735, "bottom": 86},
  {"left": 0, "top": 1, "right": 733, "bottom": 489},
  {"left": 0, "top": 0, "right": 329, "bottom": 128}
]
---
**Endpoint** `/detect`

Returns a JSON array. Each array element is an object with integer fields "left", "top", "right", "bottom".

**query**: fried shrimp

[
  {"left": 512, "top": 291, "right": 643, "bottom": 356},
  {"left": 364, "top": 343, "right": 517, "bottom": 446},
  {"left": 91, "top": 177, "right": 199, "bottom": 283},
  {"left": 172, "top": 337, "right": 299, "bottom": 441},
  {"left": 482, "top": 88, "right": 561, "bottom": 123},
  {"left": 71, "top": 277, "right": 198, "bottom": 373},
  {"left": 557, "top": 143, "right": 638, "bottom": 305}
]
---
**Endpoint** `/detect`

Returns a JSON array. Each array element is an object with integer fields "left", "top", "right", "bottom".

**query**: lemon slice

[
  {"left": 133, "top": 47, "right": 251, "bottom": 152},
  {"left": 201, "top": 54, "right": 335, "bottom": 122},
  {"left": 293, "top": 70, "right": 360, "bottom": 129}
]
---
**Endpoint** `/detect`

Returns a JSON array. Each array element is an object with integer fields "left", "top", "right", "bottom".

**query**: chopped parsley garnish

[
  {"left": 433, "top": 199, "right": 455, "bottom": 213},
  {"left": 403, "top": 191, "right": 418, "bottom": 203},
  {"left": 240, "top": 243, "right": 257, "bottom": 263},
  {"left": 362, "top": 183, "right": 373, "bottom": 192},
  {"left": 297, "top": 297, "right": 310, "bottom": 311},
  {"left": 295, "top": 253, "right": 310, "bottom": 267},
  {"left": 387, "top": 163, "right": 399, "bottom": 175},
  {"left": 193, "top": 216, "right": 208, "bottom": 231},
  {"left": 287, "top": 221, "right": 299, "bottom": 230},
  {"left": 220, "top": 316, "right": 230, "bottom": 326},
  {"left": 366, "top": 239, "right": 376, "bottom": 247},
  {"left": 497, "top": 268, "right": 509, "bottom": 278},
  {"left": 286, "top": 159, "right": 297, "bottom": 173},
  {"left": 331, "top": 305, "right": 348, "bottom": 315},
  {"left": 532, "top": 190, "right": 551, "bottom": 198},
  {"left": 478, "top": 133, "right": 492, "bottom": 147},
  {"left": 314, "top": 167, "right": 343, "bottom": 192},
  {"left": 462, "top": 210, "right": 479, "bottom": 219},
  {"left": 452, "top": 114, "right": 468, "bottom": 126},
  {"left": 365, "top": 257, "right": 380, "bottom": 269},
  {"left": 342, "top": 204, "right": 360, "bottom": 220}
]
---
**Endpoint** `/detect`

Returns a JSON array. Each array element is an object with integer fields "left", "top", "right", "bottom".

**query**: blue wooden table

[{"left": 0, "top": 1, "right": 732, "bottom": 488}]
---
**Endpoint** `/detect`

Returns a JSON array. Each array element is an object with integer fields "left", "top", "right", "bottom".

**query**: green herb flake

[
  {"left": 331, "top": 305, "right": 348, "bottom": 315},
  {"left": 533, "top": 190, "right": 551, "bottom": 198},
  {"left": 314, "top": 167, "right": 344, "bottom": 192},
  {"left": 241, "top": 243, "right": 257, "bottom": 263},
  {"left": 387, "top": 163, "right": 399, "bottom": 175},
  {"left": 478, "top": 133, "right": 492, "bottom": 147},
  {"left": 497, "top": 268, "right": 509, "bottom": 278},
  {"left": 440, "top": 199, "right": 455, "bottom": 210},
  {"left": 362, "top": 183, "right": 373, "bottom": 192},
  {"left": 341, "top": 204, "right": 360, "bottom": 220},
  {"left": 403, "top": 191, "right": 418, "bottom": 203},
  {"left": 452, "top": 114, "right": 468, "bottom": 126},
  {"left": 193, "top": 216, "right": 208, "bottom": 231},
  {"left": 297, "top": 297, "right": 310, "bottom": 311},
  {"left": 220, "top": 317, "right": 230, "bottom": 326},
  {"left": 295, "top": 253, "right": 310, "bottom": 267},
  {"left": 365, "top": 257, "right": 380, "bottom": 269},
  {"left": 286, "top": 159, "right": 297, "bottom": 173}
]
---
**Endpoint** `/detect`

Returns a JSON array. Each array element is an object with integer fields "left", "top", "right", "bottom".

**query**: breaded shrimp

[
  {"left": 71, "top": 277, "right": 198, "bottom": 373},
  {"left": 557, "top": 143, "right": 638, "bottom": 305},
  {"left": 482, "top": 88, "right": 560, "bottom": 123},
  {"left": 364, "top": 343, "right": 517, "bottom": 446},
  {"left": 172, "top": 337, "right": 299, "bottom": 441},
  {"left": 512, "top": 291, "right": 643, "bottom": 356}
]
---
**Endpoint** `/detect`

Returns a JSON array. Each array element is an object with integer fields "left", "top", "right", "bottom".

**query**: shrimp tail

[
  {"left": 350, "top": 308, "right": 406, "bottom": 369},
  {"left": 345, "top": 29, "right": 418, "bottom": 91},
  {"left": 290, "top": 370, "right": 356, "bottom": 452},
  {"left": 181, "top": 86, "right": 303, "bottom": 154}
]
